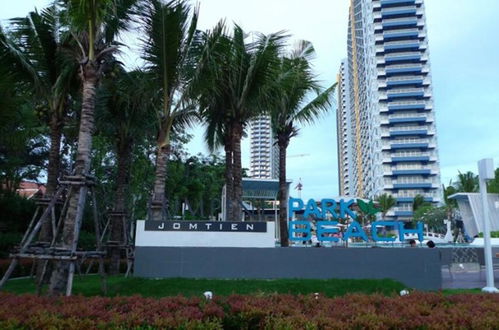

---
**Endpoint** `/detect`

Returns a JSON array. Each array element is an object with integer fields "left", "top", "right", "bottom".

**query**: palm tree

[
  {"left": 97, "top": 66, "right": 155, "bottom": 274},
  {"left": 377, "top": 193, "right": 396, "bottom": 219},
  {"left": 139, "top": 0, "right": 200, "bottom": 220},
  {"left": 268, "top": 41, "right": 335, "bottom": 246},
  {"left": 455, "top": 171, "right": 478, "bottom": 192},
  {"left": 48, "top": 0, "right": 137, "bottom": 296},
  {"left": 0, "top": 6, "right": 79, "bottom": 240},
  {"left": 195, "top": 24, "right": 287, "bottom": 221},
  {"left": 412, "top": 194, "right": 427, "bottom": 212}
]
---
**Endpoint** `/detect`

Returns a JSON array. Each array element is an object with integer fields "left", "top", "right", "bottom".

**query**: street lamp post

[{"left": 477, "top": 158, "right": 499, "bottom": 293}]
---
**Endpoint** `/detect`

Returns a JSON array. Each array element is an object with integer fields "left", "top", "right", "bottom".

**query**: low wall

[{"left": 134, "top": 247, "right": 442, "bottom": 290}]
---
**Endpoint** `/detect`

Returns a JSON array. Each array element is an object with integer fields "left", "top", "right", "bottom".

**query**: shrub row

[{"left": 0, "top": 292, "right": 498, "bottom": 329}]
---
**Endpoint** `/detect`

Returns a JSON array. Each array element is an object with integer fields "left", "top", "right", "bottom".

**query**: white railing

[
  {"left": 386, "top": 63, "right": 422, "bottom": 70},
  {"left": 386, "top": 75, "right": 422, "bottom": 82},
  {"left": 388, "top": 113, "right": 427, "bottom": 119},
  {"left": 381, "top": 6, "right": 417, "bottom": 14},
  {"left": 385, "top": 51, "right": 422, "bottom": 59},
  {"left": 383, "top": 28, "right": 419, "bottom": 36},
  {"left": 387, "top": 88, "right": 424, "bottom": 94},
  {"left": 382, "top": 17, "right": 419, "bottom": 24},
  {"left": 384, "top": 40, "right": 419, "bottom": 46},
  {"left": 392, "top": 151, "right": 430, "bottom": 157},
  {"left": 389, "top": 100, "right": 426, "bottom": 105}
]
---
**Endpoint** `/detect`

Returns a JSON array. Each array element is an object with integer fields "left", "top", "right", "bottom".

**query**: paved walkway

[{"left": 442, "top": 264, "right": 499, "bottom": 289}]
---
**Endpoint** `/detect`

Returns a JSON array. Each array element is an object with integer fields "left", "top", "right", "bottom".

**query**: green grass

[{"left": 3, "top": 275, "right": 408, "bottom": 298}]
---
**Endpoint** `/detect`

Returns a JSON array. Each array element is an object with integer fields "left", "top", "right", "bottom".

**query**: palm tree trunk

[
  {"left": 224, "top": 139, "right": 233, "bottom": 220},
  {"left": 232, "top": 123, "right": 243, "bottom": 221},
  {"left": 48, "top": 62, "right": 98, "bottom": 296},
  {"left": 109, "top": 139, "right": 132, "bottom": 275},
  {"left": 150, "top": 144, "right": 170, "bottom": 220},
  {"left": 36, "top": 115, "right": 63, "bottom": 283},
  {"left": 278, "top": 138, "right": 289, "bottom": 247}
]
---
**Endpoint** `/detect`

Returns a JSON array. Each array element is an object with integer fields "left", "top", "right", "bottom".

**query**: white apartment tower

[
  {"left": 336, "top": 59, "right": 353, "bottom": 196},
  {"left": 338, "top": 0, "right": 442, "bottom": 220},
  {"left": 249, "top": 115, "right": 278, "bottom": 179}
]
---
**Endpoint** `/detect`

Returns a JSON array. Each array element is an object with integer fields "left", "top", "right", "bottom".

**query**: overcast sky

[{"left": 2, "top": 0, "right": 499, "bottom": 200}]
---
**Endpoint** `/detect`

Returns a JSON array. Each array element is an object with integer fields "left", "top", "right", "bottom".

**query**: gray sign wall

[{"left": 135, "top": 247, "right": 442, "bottom": 290}]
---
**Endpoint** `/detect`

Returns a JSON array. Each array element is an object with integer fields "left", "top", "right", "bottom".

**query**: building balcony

[
  {"left": 383, "top": 66, "right": 421, "bottom": 76},
  {"left": 384, "top": 156, "right": 434, "bottom": 163},
  {"left": 380, "top": 0, "right": 416, "bottom": 8},
  {"left": 384, "top": 53, "right": 421, "bottom": 64},
  {"left": 384, "top": 129, "right": 429, "bottom": 137},
  {"left": 395, "top": 196, "right": 433, "bottom": 203},
  {"left": 390, "top": 182, "right": 436, "bottom": 189},
  {"left": 381, "top": 19, "right": 418, "bottom": 30},
  {"left": 394, "top": 210, "right": 413, "bottom": 217},
  {"left": 388, "top": 116, "right": 428, "bottom": 124},
  {"left": 384, "top": 169, "right": 434, "bottom": 176},
  {"left": 388, "top": 142, "right": 429, "bottom": 150},
  {"left": 382, "top": 30, "right": 419, "bottom": 42},
  {"left": 379, "top": 42, "right": 420, "bottom": 54},
  {"left": 382, "top": 102, "right": 428, "bottom": 113}
]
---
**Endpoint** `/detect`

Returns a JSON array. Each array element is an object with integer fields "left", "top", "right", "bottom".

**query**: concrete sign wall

[
  {"left": 135, "top": 220, "right": 275, "bottom": 248},
  {"left": 134, "top": 246, "right": 442, "bottom": 290}
]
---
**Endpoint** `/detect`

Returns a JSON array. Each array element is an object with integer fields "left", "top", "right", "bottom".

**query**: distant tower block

[{"left": 249, "top": 115, "right": 278, "bottom": 179}]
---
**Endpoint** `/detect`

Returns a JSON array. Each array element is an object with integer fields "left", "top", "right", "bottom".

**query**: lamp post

[{"left": 477, "top": 158, "right": 499, "bottom": 293}]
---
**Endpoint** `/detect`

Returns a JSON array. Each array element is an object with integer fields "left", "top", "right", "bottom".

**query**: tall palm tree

[
  {"left": 139, "top": 0, "right": 199, "bottom": 220},
  {"left": 48, "top": 0, "right": 137, "bottom": 296},
  {"left": 195, "top": 24, "right": 287, "bottom": 221},
  {"left": 0, "top": 6, "right": 79, "bottom": 240},
  {"left": 377, "top": 193, "right": 396, "bottom": 219},
  {"left": 268, "top": 41, "right": 335, "bottom": 246},
  {"left": 412, "top": 194, "right": 427, "bottom": 212},
  {"left": 455, "top": 171, "right": 478, "bottom": 192},
  {"left": 97, "top": 66, "right": 155, "bottom": 274}
]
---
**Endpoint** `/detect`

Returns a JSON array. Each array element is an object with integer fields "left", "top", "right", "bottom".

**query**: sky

[{"left": 2, "top": 0, "right": 499, "bottom": 201}]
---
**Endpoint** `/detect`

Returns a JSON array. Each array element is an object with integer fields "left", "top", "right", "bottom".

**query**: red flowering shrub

[{"left": 0, "top": 292, "right": 498, "bottom": 329}]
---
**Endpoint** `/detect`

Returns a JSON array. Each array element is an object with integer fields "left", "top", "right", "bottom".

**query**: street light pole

[{"left": 478, "top": 158, "right": 499, "bottom": 293}]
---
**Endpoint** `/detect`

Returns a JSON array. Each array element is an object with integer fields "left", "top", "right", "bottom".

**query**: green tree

[
  {"left": 49, "top": 0, "right": 137, "bottom": 296},
  {"left": 268, "top": 40, "right": 335, "bottom": 246},
  {"left": 96, "top": 66, "right": 156, "bottom": 274},
  {"left": 487, "top": 168, "right": 499, "bottom": 194},
  {"left": 139, "top": 0, "right": 200, "bottom": 220},
  {"left": 1, "top": 6, "right": 80, "bottom": 266},
  {"left": 455, "top": 171, "right": 478, "bottom": 192},
  {"left": 412, "top": 194, "right": 428, "bottom": 212},
  {"left": 413, "top": 205, "right": 446, "bottom": 233},
  {"left": 376, "top": 193, "right": 396, "bottom": 219},
  {"left": 196, "top": 24, "right": 287, "bottom": 221},
  {"left": 0, "top": 5, "right": 79, "bottom": 198}
]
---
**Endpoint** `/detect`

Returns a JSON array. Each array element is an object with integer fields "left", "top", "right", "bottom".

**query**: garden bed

[{"left": 0, "top": 292, "right": 498, "bottom": 329}]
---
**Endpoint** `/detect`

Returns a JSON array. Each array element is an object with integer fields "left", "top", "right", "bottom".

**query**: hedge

[{"left": 0, "top": 292, "right": 498, "bottom": 329}]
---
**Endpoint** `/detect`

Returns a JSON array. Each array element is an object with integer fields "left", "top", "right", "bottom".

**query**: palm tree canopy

[
  {"left": 0, "top": 6, "right": 79, "bottom": 112},
  {"left": 376, "top": 193, "right": 396, "bottom": 215},
  {"left": 269, "top": 40, "right": 336, "bottom": 143},
  {"left": 62, "top": 0, "right": 137, "bottom": 61},
  {"left": 455, "top": 171, "right": 478, "bottom": 192},
  {"left": 139, "top": 0, "right": 200, "bottom": 145},
  {"left": 96, "top": 65, "right": 157, "bottom": 142},
  {"left": 194, "top": 23, "right": 288, "bottom": 150}
]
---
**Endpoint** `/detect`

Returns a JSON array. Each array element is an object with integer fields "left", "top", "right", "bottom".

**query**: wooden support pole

[{"left": 0, "top": 259, "right": 18, "bottom": 289}]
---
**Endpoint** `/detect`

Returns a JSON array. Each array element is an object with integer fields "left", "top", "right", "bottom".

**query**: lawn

[{"left": 3, "top": 275, "right": 407, "bottom": 297}]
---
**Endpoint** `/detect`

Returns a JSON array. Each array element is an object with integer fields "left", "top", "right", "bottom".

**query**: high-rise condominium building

[
  {"left": 337, "top": 59, "right": 352, "bottom": 197},
  {"left": 250, "top": 115, "right": 278, "bottom": 179},
  {"left": 338, "top": 0, "right": 441, "bottom": 220}
]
